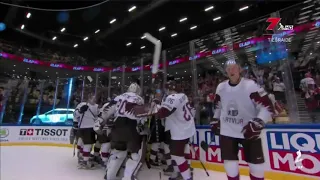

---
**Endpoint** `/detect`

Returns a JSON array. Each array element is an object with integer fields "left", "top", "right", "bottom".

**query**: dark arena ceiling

[{"left": 0, "top": 0, "right": 303, "bottom": 67}]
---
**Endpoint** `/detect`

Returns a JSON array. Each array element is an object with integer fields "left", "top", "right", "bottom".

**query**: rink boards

[{"left": 0, "top": 124, "right": 319, "bottom": 180}]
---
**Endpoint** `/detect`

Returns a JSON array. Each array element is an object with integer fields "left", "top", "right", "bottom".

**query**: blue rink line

[{"left": 1, "top": 123, "right": 320, "bottom": 129}]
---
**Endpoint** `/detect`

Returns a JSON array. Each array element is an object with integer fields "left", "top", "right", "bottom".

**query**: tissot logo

[{"left": 19, "top": 128, "right": 68, "bottom": 136}]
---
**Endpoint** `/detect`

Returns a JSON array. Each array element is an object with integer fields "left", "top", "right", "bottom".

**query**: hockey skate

[
  {"left": 149, "top": 159, "right": 160, "bottom": 166},
  {"left": 93, "top": 155, "right": 104, "bottom": 166},
  {"left": 78, "top": 160, "right": 95, "bottom": 169},
  {"left": 163, "top": 165, "right": 174, "bottom": 176},
  {"left": 167, "top": 167, "right": 193, "bottom": 180},
  {"left": 77, "top": 157, "right": 84, "bottom": 166}
]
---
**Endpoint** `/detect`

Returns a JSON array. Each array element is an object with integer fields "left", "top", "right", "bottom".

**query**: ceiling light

[
  {"left": 14, "top": 65, "right": 16, "bottom": 67},
  {"left": 61, "top": 28, "right": 66, "bottom": 32},
  {"left": 141, "top": 35, "right": 146, "bottom": 39},
  {"left": 83, "top": 37, "right": 88, "bottom": 41},
  {"left": 26, "top": 12, "right": 31, "bottom": 19},
  {"left": 45, "top": 71, "right": 47, "bottom": 73},
  {"left": 52, "top": 36, "right": 57, "bottom": 40},
  {"left": 205, "top": 6, "right": 214, "bottom": 11},
  {"left": 128, "top": 6, "right": 136, "bottom": 12},
  {"left": 179, "top": 17, "right": 187, "bottom": 22},
  {"left": 317, "top": 41, "right": 320, "bottom": 44},
  {"left": 110, "top": 19, "right": 116, "bottom": 24},
  {"left": 74, "top": 44, "right": 78, "bottom": 48},
  {"left": 190, "top": 25, "right": 197, "bottom": 30},
  {"left": 21, "top": 24, "right": 25, "bottom": 29},
  {"left": 159, "top": 27, "right": 166, "bottom": 31},
  {"left": 213, "top": 16, "right": 221, "bottom": 21},
  {"left": 171, "top": 33, "right": 177, "bottom": 37},
  {"left": 141, "top": 46, "right": 145, "bottom": 49},
  {"left": 126, "top": 42, "right": 132, "bottom": 46},
  {"left": 239, "top": 6, "right": 249, "bottom": 11},
  {"left": 95, "top": 29, "right": 100, "bottom": 34}
]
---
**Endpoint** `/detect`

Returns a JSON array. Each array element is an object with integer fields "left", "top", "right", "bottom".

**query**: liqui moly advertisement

[{"left": 265, "top": 129, "right": 320, "bottom": 176}]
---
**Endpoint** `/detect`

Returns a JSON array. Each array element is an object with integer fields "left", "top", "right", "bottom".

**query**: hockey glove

[
  {"left": 79, "top": 104, "right": 89, "bottom": 114},
  {"left": 152, "top": 98, "right": 161, "bottom": 105},
  {"left": 137, "top": 122, "right": 149, "bottom": 135},
  {"left": 242, "top": 118, "right": 265, "bottom": 140},
  {"left": 210, "top": 118, "right": 220, "bottom": 135},
  {"left": 93, "top": 119, "right": 103, "bottom": 135}
]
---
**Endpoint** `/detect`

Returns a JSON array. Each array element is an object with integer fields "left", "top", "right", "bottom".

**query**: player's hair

[{"left": 83, "top": 92, "right": 95, "bottom": 102}]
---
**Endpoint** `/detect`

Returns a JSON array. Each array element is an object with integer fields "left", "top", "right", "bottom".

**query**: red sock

[
  {"left": 250, "top": 174, "right": 264, "bottom": 180},
  {"left": 227, "top": 174, "right": 239, "bottom": 180}
]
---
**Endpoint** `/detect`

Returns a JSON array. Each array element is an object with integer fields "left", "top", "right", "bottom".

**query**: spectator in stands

[
  {"left": 257, "top": 75, "right": 264, "bottom": 88},
  {"left": 300, "top": 72, "right": 315, "bottom": 97},
  {"left": 0, "top": 87, "right": 4, "bottom": 112},
  {"left": 273, "top": 77, "right": 286, "bottom": 103},
  {"left": 315, "top": 72, "right": 320, "bottom": 86},
  {"left": 300, "top": 72, "right": 318, "bottom": 122}
]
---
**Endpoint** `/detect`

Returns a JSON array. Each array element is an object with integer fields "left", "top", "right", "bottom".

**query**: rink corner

[{"left": 191, "top": 161, "right": 318, "bottom": 180}]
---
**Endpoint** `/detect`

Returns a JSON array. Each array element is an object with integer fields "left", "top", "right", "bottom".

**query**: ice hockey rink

[{"left": 0, "top": 146, "right": 252, "bottom": 180}]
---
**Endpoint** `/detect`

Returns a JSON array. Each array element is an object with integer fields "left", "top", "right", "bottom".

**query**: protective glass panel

[
  {"left": 166, "top": 43, "right": 193, "bottom": 98},
  {"left": 22, "top": 80, "right": 45, "bottom": 125},
  {"left": 42, "top": 78, "right": 73, "bottom": 126},
  {"left": 109, "top": 71, "right": 122, "bottom": 100},
  {"left": 1, "top": 78, "right": 24, "bottom": 124}
]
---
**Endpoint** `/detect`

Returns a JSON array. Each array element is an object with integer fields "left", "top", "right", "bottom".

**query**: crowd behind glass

[{"left": 0, "top": 61, "right": 319, "bottom": 125}]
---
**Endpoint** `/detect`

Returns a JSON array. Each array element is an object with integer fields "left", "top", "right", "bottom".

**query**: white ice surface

[{"left": 0, "top": 146, "right": 251, "bottom": 180}]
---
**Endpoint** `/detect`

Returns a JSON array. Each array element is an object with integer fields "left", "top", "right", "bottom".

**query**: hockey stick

[
  {"left": 189, "top": 142, "right": 210, "bottom": 177},
  {"left": 144, "top": 32, "right": 162, "bottom": 178},
  {"left": 200, "top": 132, "right": 216, "bottom": 152}
]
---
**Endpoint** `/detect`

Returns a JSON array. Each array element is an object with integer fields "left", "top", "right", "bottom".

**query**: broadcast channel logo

[
  {"left": 266, "top": 18, "right": 293, "bottom": 31},
  {"left": 264, "top": 17, "right": 293, "bottom": 43},
  {"left": 0, "top": 128, "right": 9, "bottom": 138}
]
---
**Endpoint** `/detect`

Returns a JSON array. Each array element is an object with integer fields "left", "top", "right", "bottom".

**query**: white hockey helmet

[{"left": 127, "top": 83, "right": 141, "bottom": 95}]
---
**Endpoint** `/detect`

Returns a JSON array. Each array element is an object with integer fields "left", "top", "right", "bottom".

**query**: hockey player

[
  {"left": 148, "top": 87, "right": 167, "bottom": 167},
  {"left": 102, "top": 83, "right": 147, "bottom": 180},
  {"left": 210, "top": 60, "right": 274, "bottom": 180},
  {"left": 74, "top": 93, "right": 99, "bottom": 169},
  {"left": 134, "top": 79, "right": 196, "bottom": 180},
  {"left": 94, "top": 102, "right": 113, "bottom": 166},
  {"left": 73, "top": 102, "right": 85, "bottom": 165},
  {"left": 148, "top": 115, "right": 166, "bottom": 166}
]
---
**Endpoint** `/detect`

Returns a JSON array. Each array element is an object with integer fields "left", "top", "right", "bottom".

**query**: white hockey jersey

[
  {"left": 214, "top": 78, "right": 273, "bottom": 139},
  {"left": 161, "top": 93, "right": 196, "bottom": 140},
  {"left": 74, "top": 102, "right": 99, "bottom": 129},
  {"left": 114, "top": 92, "right": 144, "bottom": 121}
]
